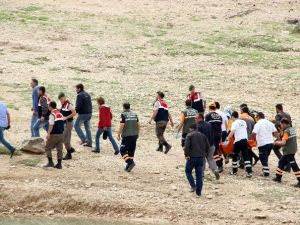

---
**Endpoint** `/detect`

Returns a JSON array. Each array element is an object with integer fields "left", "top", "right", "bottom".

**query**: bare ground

[{"left": 0, "top": 0, "right": 300, "bottom": 224}]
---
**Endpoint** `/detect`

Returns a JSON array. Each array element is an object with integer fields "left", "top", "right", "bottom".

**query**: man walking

[
  {"left": 196, "top": 113, "right": 220, "bottom": 180},
  {"left": 187, "top": 85, "right": 206, "bottom": 114},
  {"left": 273, "top": 118, "right": 300, "bottom": 188},
  {"left": 58, "top": 93, "right": 76, "bottom": 160},
  {"left": 44, "top": 101, "right": 64, "bottom": 169},
  {"left": 252, "top": 112, "right": 278, "bottom": 176},
  {"left": 0, "top": 102, "right": 16, "bottom": 157},
  {"left": 33, "top": 86, "right": 51, "bottom": 137},
  {"left": 177, "top": 99, "right": 198, "bottom": 147},
  {"left": 117, "top": 102, "right": 140, "bottom": 172},
  {"left": 184, "top": 124, "right": 210, "bottom": 196},
  {"left": 94, "top": 97, "right": 119, "bottom": 155},
  {"left": 149, "top": 91, "right": 174, "bottom": 154},
  {"left": 227, "top": 111, "right": 252, "bottom": 177},
  {"left": 74, "top": 84, "right": 93, "bottom": 147},
  {"left": 205, "top": 102, "right": 223, "bottom": 172},
  {"left": 30, "top": 78, "right": 39, "bottom": 137}
]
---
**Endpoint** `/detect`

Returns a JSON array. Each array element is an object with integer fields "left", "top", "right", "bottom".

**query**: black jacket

[
  {"left": 184, "top": 130, "right": 210, "bottom": 158},
  {"left": 197, "top": 121, "right": 214, "bottom": 146},
  {"left": 75, "top": 91, "right": 92, "bottom": 115}
]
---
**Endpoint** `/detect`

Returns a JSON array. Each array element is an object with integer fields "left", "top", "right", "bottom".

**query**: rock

[
  {"left": 9, "top": 208, "right": 14, "bottom": 213},
  {"left": 255, "top": 215, "right": 268, "bottom": 220},
  {"left": 136, "top": 213, "right": 144, "bottom": 218},
  {"left": 47, "top": 210, "right": 55, "bottom": 216},
  {"left": 171, "top": 185, "right": 177, "bottom": 191},
  {"left": 206, "top": 195, "right": 213, "bottom": 199},
  {"left": 20, "top": 138, "right": 45, "bottom": 154}
]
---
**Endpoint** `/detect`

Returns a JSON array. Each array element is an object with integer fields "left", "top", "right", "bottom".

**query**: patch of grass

[
  {"left": 7, "top": 103, "right": 19, "bottom": 110},
  {"left": 0, "top": 147, "right": 21, "bottom": 156},
  {"left": 21, "top": 5, "right": 43, "bottom": 12},
  {"left": 68, "top": 66, "right": 91, "bottom": 73},
  {"left": 11, "top": 57, "right": 50, "bottom": 65},
  {"left": 49, "top": 67, "right": 61, "bottom": 72},
  {"left": 0, "top": 11, "right": 14, "bottom": 22},
  {"left": 16, "top": 159, "right": 41, "bottom": 167}
]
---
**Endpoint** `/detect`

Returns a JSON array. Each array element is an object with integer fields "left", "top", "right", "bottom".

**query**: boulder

[{"left": 20, "top": 138, "right": 45, "bottom": 154}]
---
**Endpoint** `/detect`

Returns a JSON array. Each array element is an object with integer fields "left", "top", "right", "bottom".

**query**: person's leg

[
  {"left": 54, "top": 135, "right": 64, "bottom": 169},
  {"left": 232, "top": 143, "right": 240, "bottom": 175},
  {"left": 43, "top": 121, "right": 49, "bottom": 133},
  {"left": 241, "top": 140, "right": 252, "bottom": 175},
  {"left": 273, "top": 145, "right": 282, "bottom": 159},
  {"left": 74, "top": 115, "right": 86, "bottom": 143},
  {"left": 286, "top": 154, "right": 300, "bottom": 183},
  {"left": 214, "top": 136, "right": 223, "bottom": 171},
  {"left": 127, "top": 136, "right": 137, "bottom": 172},
  {"left": 274, "top": 155, "right": 287, "bottom": 182},
  {"left": 32, "top": 119, "right": 41, "bottom": 137},
  {"left": 63, "top": 122, "right": 74, "bottom": 160},
  {"left": 0, "top": 127, "right": 15, "bottom": 153},
  {"left": 207, "top": 145, "right": 219, "bottom": 173},
  {"left": 259, "top": 145, "right": 270, "bottom": 176},
  {"left": 181, "top": 133, "right": 187, "bottom": 148},
  {"left": 195, "top": 157, "right": 204, "bottom": 196},
  {"left": 155, "top": 123, "right": 163, "bottom": 151},
  {"left": 120, "top": 137, "right": 131, "bottom": 170},
  {"left": 185, "top": 158, "right": 196, "bottom": 190},
  {"left": 31, "top": 114, "right": 38, "bottom": 137},
  {"left": 95, "top": 128, "right": 103, "bottom": 152},
  {"left": 44, "top": 136, "right": 55, "bottom": 167},
  {"left": 107, "top": 127, "right": 120, "bottom": 154},
  {"left": 83, "top": 115, "right": 92, "bottom": 145}
]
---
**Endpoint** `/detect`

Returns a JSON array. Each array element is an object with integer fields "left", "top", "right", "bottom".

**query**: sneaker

[
  {"left": 156, "top": 145, "right": 163, "bottom": 152},
  {"left": 214, "top": 171, "right": 220, "bottom": 180},
  {"left": 262, "top": 173, "right": 270, "bottom": 177},
  {"left": 196, "top": 192, "right": 201, "bottom": 197},
  {"left": 272, "top": 177, "right": 282, "bottom": 183},
  {"left": 43, "top": 162, "right": 54, "bottom": 168},
  {"left": 294, "top": 182, "right": 300, "bottom": 188},
  {"left": 114, "top": 150, "right": 120, "bottom": 155},
  {"left": 92, "top": 149, "right": 100, "bottom": 153},
  {"left": 190, "top": 187, "right": 196, "bottom": 192},
  {"left": 83, "top": 143, "right": 92, "bottom": 148},
  {"left": 80, "top": 140, "right": 87, "bottom": 145},
  {"left": 246, "top": 173, "right": 252, "bottom": 178},
  {"left": 127, "top": 162, "right": 136, "bottom": 172},
  {"left": 70, "top": 147, "right": 76, "bottom": 153},
  {"left": 124, "top": 164, "right": 129, "bottom": 172},
  {"left": 54, "top": 163, "right": 62, "bottom": 169},
  {"left": 164, "top": 145, "right": 172, "bottom": 154}
]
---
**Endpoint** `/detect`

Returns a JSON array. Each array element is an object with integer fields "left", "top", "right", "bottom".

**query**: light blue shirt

[{"left": 0, "top": 103, "right": 8, "bottom": 128}]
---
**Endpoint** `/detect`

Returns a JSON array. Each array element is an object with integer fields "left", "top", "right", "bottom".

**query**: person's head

[
  {"left": 241, "top": 106, "right": 250, "bottom": 115},
  {"left": 185, "top": 99, "right": 192, "bottom": 107},
  {"left": 231, "top": 111, "right": 239, "bottom": 120},
  {"left": 123, "top": 102, "right": 130, "bottom": 111},
  {"left": 189, "top": 85, "right": 195, "bottom": 94},
  {"left": 276, "top": 104, "right": 283, "bottom": 113},
  {"left": 280, "top": 118, "right": 290, "bottom": 129},
  {"left": 240, "top": 103, "right": 248, "bottom": 110},
  {"left": 97, "top": 96, "right": 105, "bottom": 106},
  {"left": 156, "top": 91, "right": 165, "bottom": 100},
  {"left": 30, "top": 78, "right": 38, "bottom": 88},
  {"left": 208, "top": 102, "right": 216, "bottom": 111},
  {"left": 195, "top": 113, "right": 204, "bottom": 124},
  {"left": 257, "top": 112, "right": 265, "bottom": 120},
  {"left": 189, "top": 124, "right": 197, "bottom": 132},
  {"left": 215, "top": 102, "right": 221, "bottom": 110},
  {"left": 38, "top": 86, "right": 46, "bottom": 96},
  {"left": 48, "top": 101, "right": 57, "bottom": 111},
  {"left": 58, "top": 92, "right": 67, "bottom": 104},
  {"left": 75, "top": 83, "right": 84, "bottom": 93}
]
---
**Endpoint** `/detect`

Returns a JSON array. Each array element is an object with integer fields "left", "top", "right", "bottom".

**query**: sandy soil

[{"left": 0, "top": 0, "right": 300, "bottom": 224}]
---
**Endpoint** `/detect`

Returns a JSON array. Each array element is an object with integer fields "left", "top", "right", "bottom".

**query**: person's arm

[
  {"left": 64, "top": 104, "right": 77, "bottom": 120},
  {"left": 275, "top": 131, "right": 288, "bottom": 146},
  {"left": 117, "top": 114, "right": 126, "bottom": 141},
  {"left": 184, "top": 135, "right": 191, "bottom": 159},
  {"left": 168, "top": 112, "right": 174, "bottom": 127},
  {"left": 177, "top": 112, "right": 185, "bottom": 133},
  {"left": 41, "top": 97, "right": 48, "bottom": 120},
  {"left": 32, "top": 89, "right": 39, "bottom": 113},
  {"left": 137, "top": 122, "right": 140, "bottom": 135},
  {"left": 149, "top": 110, "right": 158, "bottom": 124},
  {"left": 6, "top": 111, "right": 11, "bottom": 129},
  {"left": 46, "top": 114, "right": 54, "bottom": 139},
  {"left": 75, "top": 95, "right": 83, "bottom": 113}
]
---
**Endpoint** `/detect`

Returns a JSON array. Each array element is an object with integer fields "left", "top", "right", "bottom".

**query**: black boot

[
  {"left": 63, "top": 149, "right": 72, "bottom": 160},
  {"left": 273, "top": 176, "right": 282, "bottom": 183},
  {"left": 164, "top": 144, "right": 172, "bottom": 154},
  {"left": 54, "top": 159, "right": 62, "bottom": 169},
  {"left": 44, "top": 157, "right": 54, "bottom": 168},
  {"left": 70, "top": 147, "right": 75, "bottom": 153},
  {"left": 156, "top": 144, "right": 163, "bottom": 152}
]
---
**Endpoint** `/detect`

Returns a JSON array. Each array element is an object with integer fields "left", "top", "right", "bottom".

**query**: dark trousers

[
  {"left": 221, "top": 131, "right": 228, "bottom": 142},
  {"left": 181, "top": 133, "right": 187, "bottom": 147},
  {"left": 185, "top": 157, "right": 204, "bottom": 195},
  {"left": 232, "top": 139, "right": 252, "bottom": 174},
  {"left": 213, "top": 135, "right": 223, "bottom": 168},
  {"left": 258, "top": 143, "right": 274, "bottom": 176},
  {"left": 120, "top": 135, "right": 138, "bottom": 166},
  {"left": 156, "top": 121, "right": 170, "bottom": 148},
  {"left": 276, "top": 154, "right": 300, "bottom": 181}
]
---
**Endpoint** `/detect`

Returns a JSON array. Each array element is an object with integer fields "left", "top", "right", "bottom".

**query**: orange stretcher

[{"left": 219, "top": 137, "right": 257, "bottom": 155}]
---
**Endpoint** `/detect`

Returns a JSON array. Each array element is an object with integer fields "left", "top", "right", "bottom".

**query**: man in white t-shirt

[
  {"left": 0, "top": 102, "right": 16, "bottom": 157},
  {"left": 227, "top": 111, "right": 252, "bottom": 177},
  {"left": 215, "top": 102, "right": 228, "bottom": 142},
  {"left": 252, "top": 112, "right": 278, "bottom": 176}
]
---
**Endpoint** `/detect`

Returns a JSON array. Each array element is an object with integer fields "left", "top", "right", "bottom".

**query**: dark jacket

[
  {"left": 184, "top": 130, "right": 210, "bottom": 158},
  {"left": 275, "top": 112, "right": 292, "bottom": 130},
  {"left": 197, "top": 121, "right": 214, "bottom": 146},
  {"left": 75, "top": 91, "right": 92, "bottom": 115}
]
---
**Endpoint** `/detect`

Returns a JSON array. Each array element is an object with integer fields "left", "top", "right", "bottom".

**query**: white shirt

[
  {"left": 0, "top": 103, "right": 8, "bottom": 128},
  {"left": 253, "top": 119, "right": 277, "bottom": 147},
  {"left": 231, "top": 119, "right": 248, "bottom": 143},
  {"left": 216, "top": 109, "right": 228, "bottom": 132}
]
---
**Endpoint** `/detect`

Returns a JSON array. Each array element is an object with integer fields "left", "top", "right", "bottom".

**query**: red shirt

[{"left": 98, "top": 105, "right": 113, "bottom": 128}]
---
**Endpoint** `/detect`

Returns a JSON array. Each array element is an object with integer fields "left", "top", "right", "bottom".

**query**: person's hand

[{"left": 185, "top": 156, "right": 190, "bottom": 160}]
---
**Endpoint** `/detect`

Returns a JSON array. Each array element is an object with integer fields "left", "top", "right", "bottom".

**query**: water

[{"left": 0, "top": 217, "right": 148, "bottom": 225}]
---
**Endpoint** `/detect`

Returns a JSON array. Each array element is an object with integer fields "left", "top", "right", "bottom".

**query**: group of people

[{"left": 0, "top": 81, "right": 299, "bottom": 197}]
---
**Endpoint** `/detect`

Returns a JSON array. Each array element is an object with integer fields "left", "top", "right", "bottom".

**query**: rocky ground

[{"left": 0, "top": 0, "right": 300, "bottom": 224}]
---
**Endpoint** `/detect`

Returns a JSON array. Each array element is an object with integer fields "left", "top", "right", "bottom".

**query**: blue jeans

[
  {"left": 95, "top": 127, "right": 119, "bottom": 152},
  {"left": 31, "top": 114, "right": 39, "bottom": 137},
  {"left": 0, "top": 127, "right": 15, "bottom": 152},
  {"left": 74, "top": 113, "right": 92, "bottom": 145},
  {"left": 185, "top": 157, "right": 204, "bottom": 195},
  {"left": 32, "top": 119, "right": 49, "bottom": 137}
]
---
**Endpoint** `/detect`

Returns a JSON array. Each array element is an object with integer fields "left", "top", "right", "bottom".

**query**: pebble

[
  {"left": 47, "top": 210, "right": 55, "bottom": 216},
  {"left": 206, "top": 195, "right": 213, "bottom": 199},
  {"left": 171, "top": 186, "right": 177, "bottom": 191},
  {"left": 255, "top": 215, "right": 268, "bottom": 220}
]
